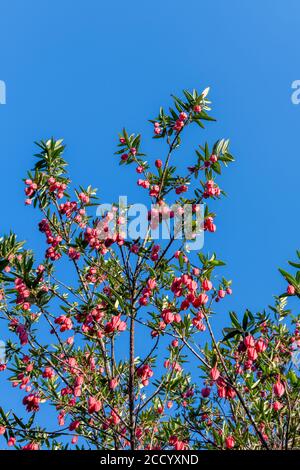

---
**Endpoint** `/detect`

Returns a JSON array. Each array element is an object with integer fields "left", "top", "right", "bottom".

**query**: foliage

[{"left": 0, "top": 88, "right": 299, "bottom": 450}]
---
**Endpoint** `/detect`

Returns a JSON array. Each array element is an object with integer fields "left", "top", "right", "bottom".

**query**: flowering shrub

[{"left": 0, "top": 88, "right": 299, "bottom": 450}]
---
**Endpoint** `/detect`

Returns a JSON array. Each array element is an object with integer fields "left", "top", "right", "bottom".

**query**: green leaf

[
  {"left": 222, "top": 328, "right": 240, "bottom": 342},
  {"left": 229, "top": 311, "right": 241, "bottom": 329},
  {"left": 279, "top": 268, "right": 298, "bottom": 288}
]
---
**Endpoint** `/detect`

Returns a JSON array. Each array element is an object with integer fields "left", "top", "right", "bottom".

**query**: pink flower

[
  {"left": 174, "top": 440, "right": 188, "bottom": 450},
  {"left": 201, "top": 387, "right": 211, "bottom": 398},
  {"left": 54, "top": 315, "right": 73, "bottom": 332},
  {"left": 8, "top": 437, "right": 16, "bottom": 447},
  {"left": 58, "top": 411, "right": 65, "bottom": 426},
  {"left": 88, "top": 396, "right": 102, "bottom": 414},
  {"left": 42, "top": 367, "right": 55, "bottom": 379},
  {"left": 16, "top": 324, "right": 28, "bottom": 346},
  {"left": 202, "top": 279, "right": 212, "bottom": 291},
  {"left": 272, "top": 401, "right": 283, "bottom": 411},
  {"left": 109, "top": 378, "right": 119, "bottom": 390},
  {"left": 22, "top": 442, "right": 39, "bottom": 450},
  {"left": 161, "top": 309, "right": 174, "bottom": 324},
  {"left": 198, "top": 293, "right": 209, "bottom": 305},
  {"left": 175, "top": 185, "right": 188, "bottom": 195},
  {"left": 218, "top": 289, "right": 226, "bottom": 299},
  {"left": 225, "top": 386, "right": 236, "bottom": 399},
  {"left": 273, "top": 378, "right": 285, "bottom": 398},
  {"left": 210, "top": 365, "right": 220, "bottom": 381},
  {"left": 78, "top": 192, "right": 90, "bottom": 204},
  {"left": 139, "top": 296, "right": 149, "bottom": 306},
  {"left": 69, "top": 420, "right": 80, "bottom": 431},
  {"left": 137, "top": 364, "right": 153, "bottom": 386},
  {"left": 131, "top": 244, "right": 139, "bottom": 254},
  {"left": 179, "top": 112, "right": 187, "bottom": 121},
  {"left": 244, "top": 335, "right": 255, "bottom": 348},
  {"left": 137, "top": 179, "right": 150, "bottom": 189},
  {"left": 149, "top": 184, "right": 160, "bottom": 197},
  {"left": 255, "top": 338, "right": 268, "bottom": 353},
  {"left": 192, "top": 317, "right": 206, "bottom": 331},
  {"left": 247, "top": 347, "right": 258, "bottom": 361},
  {"left": 147, "top": 278, "right": 157, "bottom": 290},
  {"left": 68, "top": 247, "right": 81, "bottom": 261},
  {"left": 287, "top": 284, "right": 295, "bottom": 295},
  {"left": 23, "top": 394, "right": 41, "bottom": 412},
  {"left": 173, "top": 119, "right": 184, "bottom": 131},
  {"left": 225, "top": 436, "right": 235, "bottom": 449},
  {"left": 104, "top": 315, "right": 126, "bottom": 334},
  {"left": 204, "top": 216, "right": 216, "bottom": 232}
]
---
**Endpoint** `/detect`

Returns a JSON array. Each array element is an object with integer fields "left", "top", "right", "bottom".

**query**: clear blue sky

[{"left": 0, "top": 0, "right": 299, "bottom": 443}]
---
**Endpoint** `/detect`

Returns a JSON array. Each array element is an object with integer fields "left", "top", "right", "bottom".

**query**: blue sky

[{"left": 0, "top": 0, "right": 299, "bottom": 445}]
